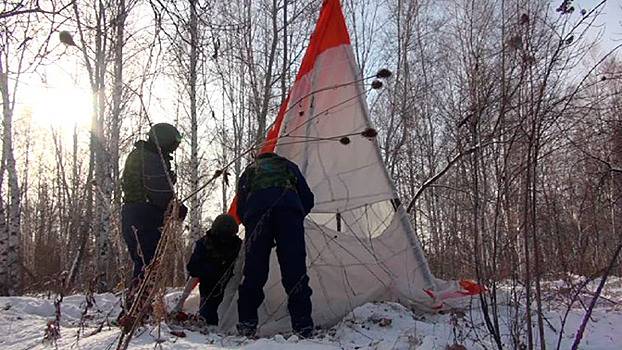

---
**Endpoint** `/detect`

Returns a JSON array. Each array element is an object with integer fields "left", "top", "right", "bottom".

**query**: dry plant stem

[
  {"left": 405, "top": 144, "right": 483, "bottom": 214},
  {"left": 86, "top": 299, "right": 122, "bottom": 338},
  {"left": 555, "top": 276, "right": 593, "bottom": 350},
  {"left": 115, "top": 207, "right": 182, "bottom": 350},
  {"left": 75, "top": 277, "right": 97, "bottom": 341},
  {"left": 570, "top": 243, "right": 622, "bottom": 350}
]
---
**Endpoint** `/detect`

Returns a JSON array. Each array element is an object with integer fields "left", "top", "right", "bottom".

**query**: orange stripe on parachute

[
  {"left": 295, "top": 0, "right": 351, "bottom": 79},
  {"left": 228, "top": 0, "right": 351, "bottom": 223},
  {"left": 203, "top": 1, "right": 483, "bottom": 317}
]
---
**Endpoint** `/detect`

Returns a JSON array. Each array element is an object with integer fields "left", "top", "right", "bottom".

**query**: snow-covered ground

[{"left": 1, "top": 277, "right": 621, "bottom": 349}]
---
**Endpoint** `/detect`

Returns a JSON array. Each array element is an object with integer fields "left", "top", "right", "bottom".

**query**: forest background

[{"left": 1, "top": 2, "right": 621, "bottom": 333}]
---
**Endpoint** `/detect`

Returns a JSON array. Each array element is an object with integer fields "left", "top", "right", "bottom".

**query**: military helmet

[{"left": 148, "top": 123, "right": 182, "bottom": 152}]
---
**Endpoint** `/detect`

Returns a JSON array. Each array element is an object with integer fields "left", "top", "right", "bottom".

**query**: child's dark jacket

[{"left": 186, "top": 230, "right": 242, "bottom": 281}]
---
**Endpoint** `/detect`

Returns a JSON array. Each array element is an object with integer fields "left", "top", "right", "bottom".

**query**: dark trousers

[
  {"left": 198, "top": 274, "right": 229, "bottom": 325},
  {"left": 121, "top": 203, "right": 164, "bottom": 281},
  {"left": 237, "top": 207, "right": 313, "bottom": 332}
]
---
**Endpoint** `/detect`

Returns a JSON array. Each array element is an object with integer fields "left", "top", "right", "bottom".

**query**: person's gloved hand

[
  {"left": 178, "top": 203, "right": 188, "bottom": 221},
  {"left": 174, "top": 311, "right": 189, "bottom": 322},
  {"left": 166, "top": 200, "right": 188, "bottom": 221}
]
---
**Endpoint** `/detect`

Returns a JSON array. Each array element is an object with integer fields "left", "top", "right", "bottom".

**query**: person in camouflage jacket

[
  {"left": 235, "top": 152, "right": 315, "bottom": 338},
  {"left": 121, "top": 123, "right": 187, "bottom": 282}
]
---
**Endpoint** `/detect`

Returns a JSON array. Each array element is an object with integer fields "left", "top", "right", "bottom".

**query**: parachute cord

[
  {"left": 182, "top": 83, "right": 379, "bottom": 204},
  {"left": 281, "top": 86, "right": 374, "bottom": 138},
  {"left": 280, "top": 75, "right": 377, "bottom": 120},
  {"left": 190, "top": 187, "right": 289, "bottom": 319}
]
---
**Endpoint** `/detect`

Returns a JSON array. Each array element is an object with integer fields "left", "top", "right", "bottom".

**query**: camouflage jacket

[
  {"left": 121, "top": 140, "right": 176, "bottom": 210},
  {"left": 236, "top": 152, "right": 314, "bottom": 222}
]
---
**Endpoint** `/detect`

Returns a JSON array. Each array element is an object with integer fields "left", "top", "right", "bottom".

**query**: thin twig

[{"left": 570, "top": 243, "right": 622, "bottom": 350}]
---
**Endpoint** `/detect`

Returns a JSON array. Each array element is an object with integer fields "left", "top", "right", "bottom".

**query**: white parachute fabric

[
  {"left": 214, "top": 0, "right": 446, "bottom": 335},
  {"left": 274, "top": 45, "right": 395, "bottom": 213}
]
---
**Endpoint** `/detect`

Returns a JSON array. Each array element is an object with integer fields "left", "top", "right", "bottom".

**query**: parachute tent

[{"left": 189, "top": 0, "right": 479, "bottom": 335}]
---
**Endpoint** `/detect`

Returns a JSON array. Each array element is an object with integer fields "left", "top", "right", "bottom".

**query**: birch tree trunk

[
  {"left": 0, "top": 55, "right": 21, "bottom": 295},
  {"left": 107, "top": 0, "right": 127, "bottom": 284},
  {"left": 0, "top": 55, "right": 9, "bottom": 295},
  {"left": 255, "top": 0, "right": 279, "bottom": 142},
  {"left": 72, "top": 0, "right": 113, "bottom": 290},
  {"left": 94, "top": 7, "right": 112, "bottom": 290},
  {"left": 188, "top": 0, "right": 201, "bottom": 240},
  {"left": 111, "top": 0, "right": 126, "bottom": 205}
]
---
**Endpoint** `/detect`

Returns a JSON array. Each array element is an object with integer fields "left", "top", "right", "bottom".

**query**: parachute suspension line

[
  {"left": 338, "top": 210, "right": 395, "bottom": 277},
  {"left": 336, "top": 212, "right": 342, "bottom": 232},
  {"left": 257, "top": 214, "right": 392, "bottom": 331},
  {"left": 181, "top": 81, "right": 383, "bottom": 204},
  {"left": 364, "top": 206, "right": 375, "bottom": 252},
  {"left": 390, "top": 198, "right": 401, "bottom": 211},
  {"left": 281, "top": 74, "right": 378, "bottom": 119},
  {"left": 300, "top": 62, "right": 319, "bottom": 175},
  {"left": 396, "top": 204, "right": 437, "bottom": 290},
  {"left": 282, "top": 83, "right": 376, "bottom": 138},
  {"left": 342, "top": 47, "right": 438, "bottom": 292}
]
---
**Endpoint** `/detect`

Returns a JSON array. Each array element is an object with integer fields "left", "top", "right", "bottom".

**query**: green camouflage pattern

[
  {"left": 247, "top": 154, "right": 298, "bottom": 194},
  {"left": 122, "top": 146, "right": 146, "bottom": 204},
  {"left": 122, "top": 141, "right": 173, "bottom": 205}
]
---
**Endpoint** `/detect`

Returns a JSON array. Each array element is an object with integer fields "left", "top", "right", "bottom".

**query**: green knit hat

[{"left": 211, "top": 214, "right": 239, "bottom": 237}]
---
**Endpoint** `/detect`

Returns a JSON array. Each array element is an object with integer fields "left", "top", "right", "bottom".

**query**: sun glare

[{"left": 30, "top": 85, "right": 92, "bottom": 131}]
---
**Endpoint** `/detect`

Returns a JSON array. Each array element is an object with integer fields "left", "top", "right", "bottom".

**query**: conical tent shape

[{"left": 218, "top": 0, "right": 449, "bottom": 335}]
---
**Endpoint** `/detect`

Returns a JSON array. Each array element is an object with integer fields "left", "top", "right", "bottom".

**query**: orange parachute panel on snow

[{"left": 459, "top": 279, "right": 486, "bottom": 295}]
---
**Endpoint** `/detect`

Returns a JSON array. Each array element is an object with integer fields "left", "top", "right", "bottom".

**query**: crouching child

[{"left": 185, "top": 214, "right": 241, "bottom": 325}]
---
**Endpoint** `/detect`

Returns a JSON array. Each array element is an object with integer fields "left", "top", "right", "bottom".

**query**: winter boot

[
  {"left": 236, "top": 322, "right": 257, "bottom": 337},
  {"left": 294, "top": 325, "right": 314, "bottom": 339},
  {"left": 292, "top": 316, "right": 314, "bottom": 339}
]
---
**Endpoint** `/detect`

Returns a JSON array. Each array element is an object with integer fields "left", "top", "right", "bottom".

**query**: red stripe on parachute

[{"left": 228, "top": 0, "right": 351, "bottom": 223}]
